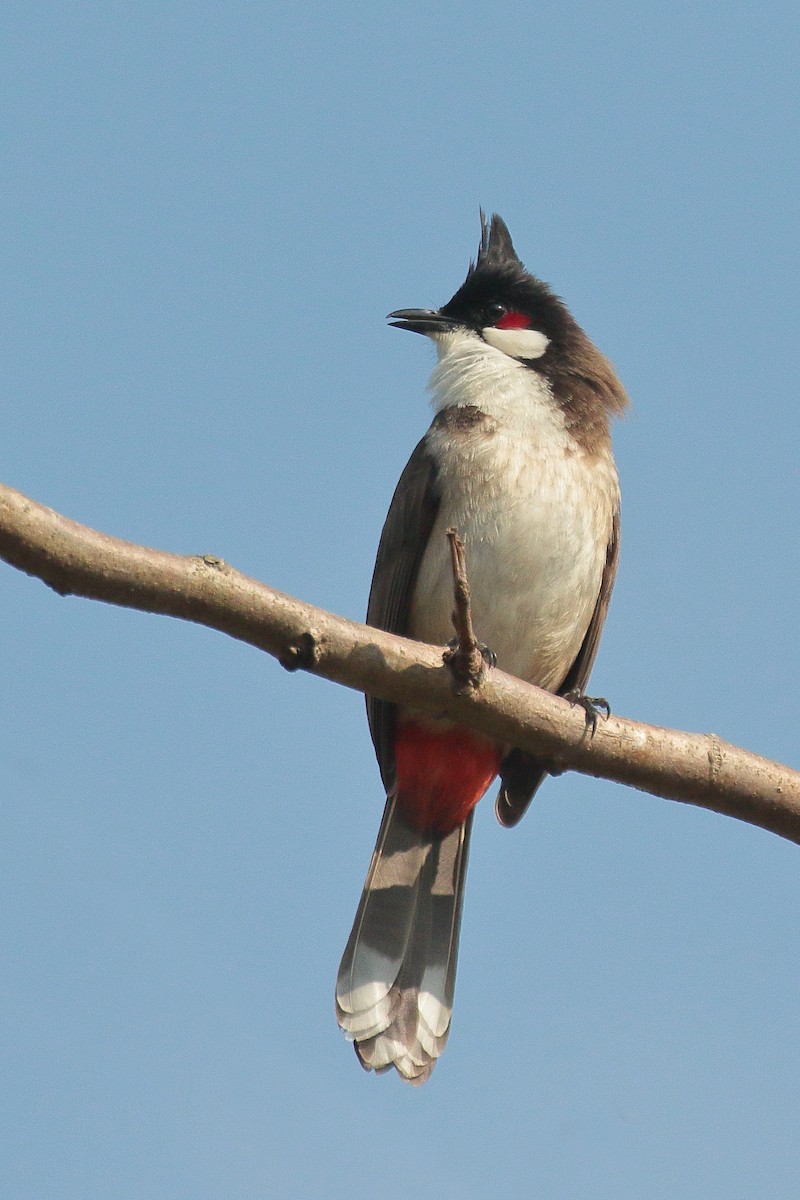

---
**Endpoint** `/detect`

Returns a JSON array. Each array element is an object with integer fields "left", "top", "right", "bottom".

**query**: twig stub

[{"left": 443, "top": 528, "right": 487, "bottom": 694}]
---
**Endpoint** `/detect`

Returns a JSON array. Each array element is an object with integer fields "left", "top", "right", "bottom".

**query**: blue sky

[{"left": 2, "top": 2, "right": 799, "bottom": 1196}]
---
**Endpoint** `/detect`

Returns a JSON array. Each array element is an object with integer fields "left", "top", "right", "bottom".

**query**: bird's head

[{"left": 388, "top": 212, "right": 574, "bottom": 365}]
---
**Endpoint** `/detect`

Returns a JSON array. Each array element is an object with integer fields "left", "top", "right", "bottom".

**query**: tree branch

[{"left": 1, "top": 479, "right": 799, "bottom": 844}]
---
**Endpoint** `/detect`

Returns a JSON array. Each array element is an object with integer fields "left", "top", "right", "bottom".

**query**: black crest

[{"left": 473, "top": 211, "right": 524, "bottom": 274}]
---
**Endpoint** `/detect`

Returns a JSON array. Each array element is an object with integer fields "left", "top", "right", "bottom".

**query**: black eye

[{"left": 484, "top": 302, "right": 507, "bottom": 325}]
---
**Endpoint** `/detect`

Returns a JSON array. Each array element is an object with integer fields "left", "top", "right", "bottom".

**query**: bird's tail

[{"left": 335, "top": 793, "right": 473, "bottom": 1085}]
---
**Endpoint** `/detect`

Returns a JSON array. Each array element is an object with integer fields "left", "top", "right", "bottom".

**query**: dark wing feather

[
  {"left": 366, "top": 435, "right": 442, "bottom": 792},
  {"left": 496, "top": 504, "right": 621, "bottom": 828}
]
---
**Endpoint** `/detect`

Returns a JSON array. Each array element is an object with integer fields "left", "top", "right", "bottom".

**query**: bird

[{"left": 335, "top": 212, "right": 627, "bottom": 1084}]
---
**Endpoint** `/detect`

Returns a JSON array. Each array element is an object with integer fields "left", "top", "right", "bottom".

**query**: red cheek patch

[{"left": 496, "top": 311, "right": 530, "bottom": 330}]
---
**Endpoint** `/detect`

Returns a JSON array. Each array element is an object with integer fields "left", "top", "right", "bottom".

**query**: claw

[
  {"left": 478, "top": 643, "right": 497, "bottom": 669},
  {"left": 444, "top": 637, "right": 496, "bottom": 668},
  {"left": 563, "top": 690, "right": 611, "bottom": 737}
]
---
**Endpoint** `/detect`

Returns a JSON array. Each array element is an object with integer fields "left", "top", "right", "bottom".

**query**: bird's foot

[
  {"left": 443, "top": 637, "right": 495, "bottom": 693},
  {"left": 563, "top": 690, "right": 611, "bottom": 737},
  {"left": 444, "top": 637, "right": 496, "bottom": 667}
]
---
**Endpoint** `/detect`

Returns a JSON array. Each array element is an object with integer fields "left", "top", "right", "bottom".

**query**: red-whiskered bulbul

[{"left": 335, "top": 213, "right": 627, "bottom": 1084}]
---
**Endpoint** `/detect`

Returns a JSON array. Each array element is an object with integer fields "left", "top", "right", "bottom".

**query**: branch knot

[{"left": 279, "top": 630, "right": 320, "bottom": 672}]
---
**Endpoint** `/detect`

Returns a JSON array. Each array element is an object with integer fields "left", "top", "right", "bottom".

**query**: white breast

[{"left": 408, "top": 330, "right": 618, "bottom": 690}]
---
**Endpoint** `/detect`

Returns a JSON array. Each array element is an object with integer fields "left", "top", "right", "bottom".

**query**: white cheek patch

[{"left": 481, "top": 325, "right": 550, "bottom": 360}]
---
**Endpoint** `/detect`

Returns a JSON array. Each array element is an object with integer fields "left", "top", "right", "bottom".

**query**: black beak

[{"left": 387, "top": 308, "right": 459, "bottom": 336}]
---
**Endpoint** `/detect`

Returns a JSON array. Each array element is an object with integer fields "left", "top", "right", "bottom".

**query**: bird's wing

[{"left": 366, "top": 434, "right": 442, "bottom": 792}]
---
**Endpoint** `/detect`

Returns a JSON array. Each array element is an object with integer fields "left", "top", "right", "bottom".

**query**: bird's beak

[{"left": 387, "top": 309, "right": 460, "bottom": 336}]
